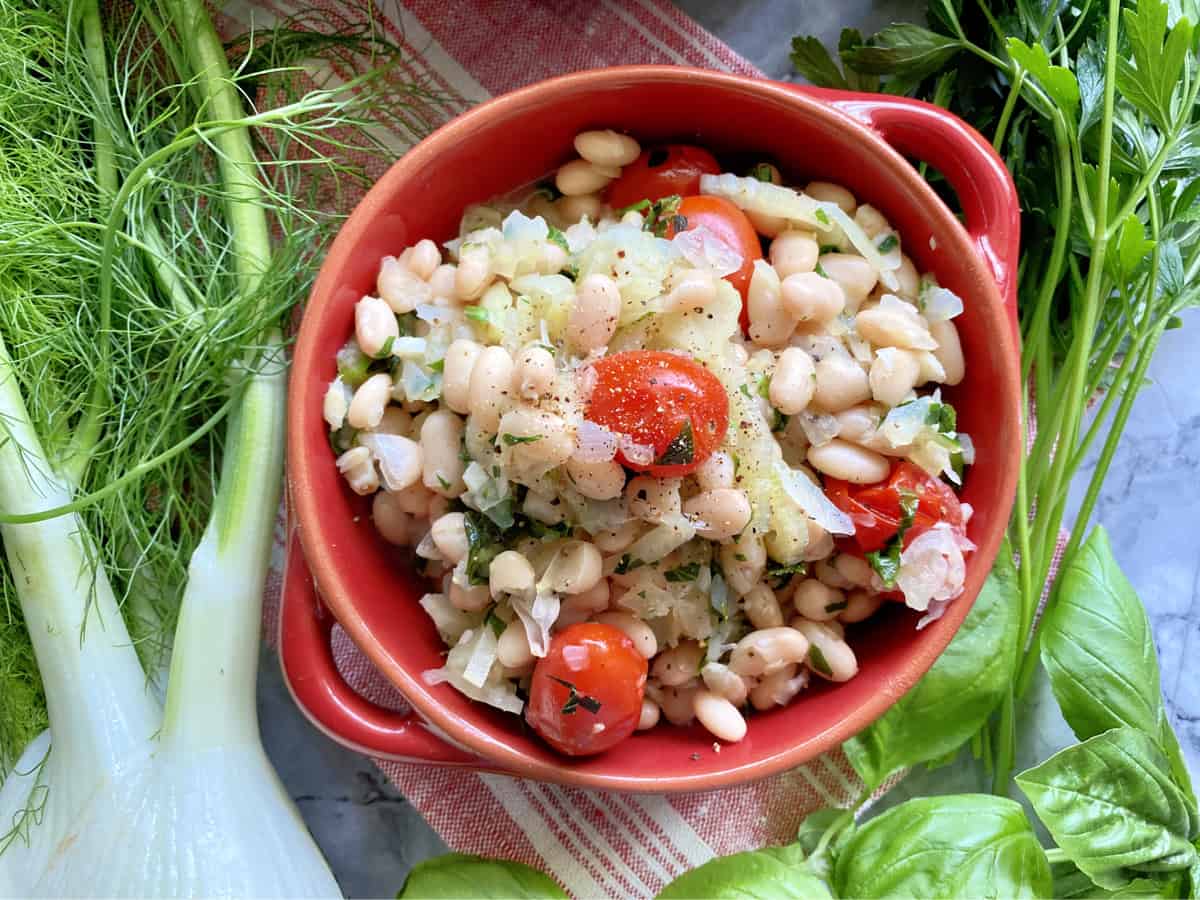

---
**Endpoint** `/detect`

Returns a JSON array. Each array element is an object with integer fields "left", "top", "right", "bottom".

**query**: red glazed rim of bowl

[{"left": 288, "top": 65, "right": 1021, "bottom": 791}]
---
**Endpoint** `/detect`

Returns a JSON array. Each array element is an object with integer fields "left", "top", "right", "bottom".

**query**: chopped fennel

[{"left": 896, "top": 523, "right": 977, "bottom": 621}]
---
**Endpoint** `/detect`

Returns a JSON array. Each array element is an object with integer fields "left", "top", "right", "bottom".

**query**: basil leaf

[
  {"left": 795, "top": 809, "right": 855, "bottom": 881},
  {"left": 655, "top": 419, "right": 694, "bottom": 467},
  {"left": 839, "top": 24, "right": 965, "bottom": 82},
  {"left": 1052, "top": 860, "right": 1184, "bottom": 898},
  {"left": 464, "top": 511, "right": 503, "bottom": 586},
  {"left": 664, "top": 562, "right": 701, "bottom": 583},
  {"left": 657, "top": 844, "right": 832, "bottom": 900},
  {"left": 1016, "top": 728, "right": 1200, "bottom": 890},
  {"left": 397, "top": 853, "right": 566, "bottom": 898},
  {"left": 843, "top": 544, "right": 1019, "bottom": 789},
  {"left": 833, "top": 795, "right": 1051, "bottom": 898}
]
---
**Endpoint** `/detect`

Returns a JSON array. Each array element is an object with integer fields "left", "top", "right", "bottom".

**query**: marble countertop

[{"left": 256, "top": 3, "right": 1200, "bottom": 895}]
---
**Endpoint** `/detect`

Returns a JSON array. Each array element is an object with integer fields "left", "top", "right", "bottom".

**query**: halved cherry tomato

[
  {"left": 585, "top": 350, "right": 728, "bottom": 478},
  {"left": 526, "top": 623, "right": 647, "bottom": 756},
  {"left": 605, "top": 144, "right": 721, "bottom": 209},
  {"left": 663, "top": 195, "right": 762, "bottom": 331},
  {"left": 827, "top": 462, "right": 965, "bottom": 553}
]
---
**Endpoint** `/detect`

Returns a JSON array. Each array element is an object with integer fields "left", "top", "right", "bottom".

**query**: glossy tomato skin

[
  {"left": 827, "top": 462, "right": 966, "bottom": 553},
  {"left": 664, "top": 196, "right": 762, "bottom": 330},
  {"left": 526, "top": 623, "right": 648, "bottom": 756},
  {"left": 585, "top": 350, "right": 729, "bottom": 478},
  {"left": 606, "top": 144, "right": 721, "bottom": 209}
]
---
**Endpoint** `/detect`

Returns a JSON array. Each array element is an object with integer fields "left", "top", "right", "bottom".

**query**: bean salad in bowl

[{"left": 321, "top": 128, "right": 976, "bottom": 757}]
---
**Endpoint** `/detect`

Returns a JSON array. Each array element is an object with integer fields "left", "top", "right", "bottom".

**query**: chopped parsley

[
  {"left": 865, "top": 489, "right": 920, "bottom": 588},
  {"left": 927, "top": 401, "right": 957, "bottom": 434},
  {"left": 327, "top": 424, "right": 358, "bottom": 453},
  {"left": 766, "top": 560, "right": 807, "bottom": 590},
  {"left": 614, "top": 554, "right": 646, "bottom": 575},
  {"left": 336, "top": 342, "right": 371, "bottom": 387},
  {"left": 819, "top": 243, "right": 840, "bottom": 254},
  {"left": 654, "top": 419, "right": 695, "bottom": 467},
  {"left": 373, "top": 335, "right": 396, "bottom": 359},
  {"left": 771, "top": 410, "right": 790, "bottom": 434},
  {"left": 876, "top": 233, "right": 899, "bottom": 253},
  {"left": 546, "top": 223, "right": 570, "bottom": 252},
  {"left": 486, "top": 610, "right": 506, "bottom": 637},
  {"left": 749, "top": 162, "right": 776, "bottom": 183},
  {"left": 814, "top": 207, "right": 831, "bottom": 226},
  {"left": 548, "top": 676, "right": 602, "bottom": 715},
  {"left": 809, "top": 644, "right": 833, "bottom": 677},
  {"left": 501, "top": 433, "right": 543, "bottom": 446},
  {"left": 463, "top": 511, "right": 504, "bottom": 586},
  {"left": 396, "top": 311, "right": 418, "bottom": 336},
  {"left": 464, "top": 306, "right": 492, "bottom": 324},
  {"left": 824, "top": 599, "right": 849, "bottom": 613},
  {"left": 814, "top": 262, "right": 829, "bottom": 278},
  {"left": 436, "top": 474, "right": 452, "bottom": 491},
  {"left": 616, "top": 198, "right": 652, "bottom": 216},
  {"left": 640, "top": 195, "right": 683, "bottom": 237},
  {"left": 664, "top": 562, "right": 702, "bottom": 583},
  {"left": 526, "top": 518, "right": 572, "bottom": 540},
  {"left": 428, "top": 358, "right": 445, "bottom": 373}
]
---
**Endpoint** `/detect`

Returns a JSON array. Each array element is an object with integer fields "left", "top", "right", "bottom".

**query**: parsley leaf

[
  {"left": 501, "top": 433, "right": 543, "bottom": 446},
  {"left": 664, "top": 562, "right": 702, "bottom": 583},
  {"left": 463, "top": 511, "right": 504, "bottom": 586},
  {"left": 655, "top": 419, "right": 695, "bottom": 467},
  {"left": 876, "top": 233, "right": 899, "bottom": 253},
  {"left": 809, "top": 644, "right": 833, "bottom": 677},
  {"left": 614, "top": 554, "right": 645, "bottom": 575},
  {"left": 865, "top": 490, "right": 919, "bottom": 588},
  {"left": 548, "top": 676, "right": 602, "bottom": 715},
  {"left": 546, "top": 223, "right": 570, "bottom": 252}
]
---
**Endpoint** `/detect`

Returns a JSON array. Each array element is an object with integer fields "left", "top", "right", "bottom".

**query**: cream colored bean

[
  {"left": 373, "top": 407, "right": 413, "bottom": 438},
  {"left": 930, "top": 319, "right": 965, "bottom": 385},
  {"left": 769, "top": 347, "right": 817, "bottom": 415},
  {"left": 894, "top": 255, "right": 920, "bottom": 299},
  {"left": 557, "top": 192, "right": 603, "bottom": 223},
  {"left": 428, "top": 263, "right": 457, "bottom": 300},
  {"left": 794, "top": 619, "right": 858, "bottom": 682},
  {"left": 442, "top": 339, "right": 483, "bottom": 415},
  {"left": 371, "top": 491, "right": 411, "bottom": 545},
  {"left": 455, "top": 243, "right": 492, "bottom": 302},
  {"left": 594, "top": 610, "right": 658, "bottom": 659},
  {"left": 390, "top": 482, "right": 430, "bottom": 516},
  {"left": 652, "top": 640, "right": 704, "bottom": 687},
  {"left": 869, "top": 347, "right": 921, "bottom": 407},
  {"left": 855, "top": 304, "right": 935, "bottom": 350},
  {"left": 430, "top": 512, "right": 468, "bottom": 565},
  {"left": 840, "top": 589, "right": 885, "bottom": 624},
  {"left": 555, "top": 158, "right": 615, "bottom": 196},
  {"left": 354, "top": 296, "right": 399, "bottom": 359},
  {"left": 782, "top": 272, "right": 846, "bottom": 324},
  {"left": 749, "top": 663, "right": 807, "bottom": 711},
  {"left": 449, "top": 580, "right": 491, "bottom": 612},
  {"left": 428, "top": 495, "right": 449, "bottom": 522},
  {"left": 814, "top": 557, "right": 854, "bottom": 590},
  {"left": 377, "top": 256, "right": 431, "bottom": 313},
  {"left": 832, "top": 404, "right": 883, "bottom": 443},
  {"left": 656, "top": 681, "right": 701, "bottom": 726},
  {"left": 665, "top": 269, "right": 717, "bottom": 312},
  {"left": 574, "top": 129, "right": 640, "bottom": 168},
  {"left": 542, "top": 541, "right": 603, "bottom": 595},
  {"left": 730, "top": 343, "right": 750, "bottom": 365},
  {"left": 807, "top": 438, "right": 890, "bottom": 484},
  {"left": 407, "top": 239, "right": 441, "bottom": 281},
  {"left": 854, "top": 203, "right": 890, "bottom": 239},
  {"left": 567, "top": 273, "right": 621, "bottom": 353},
  {"left": 769, "top": 230, "right": 819, "bottom": 279},
  {"left": 914, "top": 350, "right": 947, "bottom": 384},
  {"left": 567, "top": 457, "right": 626, "bottom": 501},
  {"left": 489, "top": 550, "right": 535, "bottom": 598},
  {"left": 801, "top": 519, "right": 836, "bottom": 562},
  {"left": 747, "top": 262, "right": 795, "bottom": 348},
  {"left": 819, "top": 253, "right": 878, "bottom": 313},
  {"left": 420, "top": 410, "right": 466, "bottom": 496},
  {"left": 497, "top": 620, "right": 534, "bottom": 669},
  {"left": 683, "top": 489, "right": 751, "bottom": 542},
  {"left": 557, "top": 579, "right": 610, "bottom": 628},
  {"left": 695, "top": 450, "right": 734, "bottom": 491},
  {"left": 693, "top": 690, "right": 748, "bottom": 743},
  {"left": 536, "top": 241, "right": 569, "bottom": 275},
  {"left": 468, "top": 345, "right": 515, "bottom": 433},
  {"left": 834, "top": 553, "right": 875, "bottom": 588},
  {"left": 627, "top": 476, "right": 681, "bottom": 521},
  {"left": 498, "top": 408, "right": 574, "bottom": 467},
  {"left": 591, "top": 521, "right": 641, "bottom": 554},
  {"left": 336, "top": 446, "right": 379, "bottom": 495},
  {"left": 792, "top": 578, "right": 846, "bottom": 621},
  {"left": 523, "top": 490, "right": 566, "bottom": 525},
  {"left": 721, "top": 530, "right": 767, "bottom": 595},
  {"left": 514, "top": 346, "right": 555, "bottom": 401},
  {"left": 637, "top": 699, "right": 661, "bottom": 731},
  {"left": 729, "top": 627, "right": 810, "bottom": 677},
  {"left": 813, "top": 354, "right": 871, "bottom": 413},
  {"left": 741, "top": 583, "right": 784, "bottom": 629},
  {"left": 805, "top": 181, "right": 857, "bottom": 214},
  {"left": 620, "top": 209, "right": 644, "bottom": 227},
  {"left": 347, "top": 373, "right": 393, "bottom": 430},
  {"left": 700, "top": 662, "right": 750, "bottom": 706}
]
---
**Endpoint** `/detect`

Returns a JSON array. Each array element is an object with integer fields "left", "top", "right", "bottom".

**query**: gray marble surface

[{"left": 255, "top": 3, "right": 1199, "bottom": 896}]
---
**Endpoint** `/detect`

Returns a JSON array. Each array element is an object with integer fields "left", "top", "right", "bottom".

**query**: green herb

[
  {"left": 485, "top": 611, "right": 506, "bottom": 637},
  {"left": 373, "top": 335, "right": 396, "bottom": 359},
  {"left": 664, "top": 562, "right": 702, "bottom": 583},
  {"left": 396, "top": 311, "right": 418, "bottom": 336},
  {"left": 546, "top": 223, "right": 570, "bottom": 252},
  {"left": 770, "top": 410, "right": 789, "bottom": 433},
  {"left": 734, "top": 553, "right": 747, "bottom": 562},
  {"left": 615, "top": 198, "right": 652, "bottom": 216},
  {"left": 765, "top": 560, "right": 807, "bottom": 589},
  {"left": 814, "top": 262, "right": 829, "bottom": 278},
  {"left": 547, "top": 676, "right": 602, "bottom": 716},
  {"left": 865, "top": 490, "right": 918, "bottom": 588},
  {"left": 640, "top": 194, "right": 682, "bottom": 237},
  {"left": 464, "top": 306, "right": 492, "bottom": 324},
  {"left": 824, "top": 600, "right": 849, "bottom": 613},
  {"left": 819, "top": 244, "right": 840, "bottom": 254},
  {"left": 463, "top": 511, "right": 504, "bottom": 586},
  {"left": 397, "top": 853, "right": 567, "bottom": 899},
  {"left": 436, "top": 474, "right": 452, "bottom": 491},
  {"left": 501, "top": 433, "right": 543, "bottom": 446},
  {"left": 876, "top": 233, "right": 899, "bottom": 253},
  {"left": 808, "top": 644, "right": 833, "bottom": 677},
  {"left": 614, "top": 554, "right": 645, "bottom": 575},
  {"left": 654, "top": 419, "right": 695, "bottom": 467},
  {"left": 524, "top": 518, "right": 572, "bottom": 540},
  {"left": 658, "top": 845, "right": 832, "bottom": 900},
  {"left": 756, "top": 374, "right": 771, "bottom": 398},
  {"left": 814, "top": 207, "right": 831, "bottom": 226},
  {"left": 336, "top": 342, "right": 371, "bottom": 387},
  {"left": 749, "top": 163, "right": 777, "bottom": 183},
  {"left": 428, "top": 358, "right": 445, "bottom": 374}
]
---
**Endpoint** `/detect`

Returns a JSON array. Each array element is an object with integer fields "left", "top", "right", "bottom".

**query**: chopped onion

[
  {"left": 818, "top": 202, "right": 901, "bottom": 291},
  {"left": 920, "top": 281, "right": 964, "bottom": 321},
  {"left": 896, "top": 523, "right": 976, "bottom": 615},
  {"left": 463, "top": 625, "right": 499, "bottom": 687},
  {"left": 618, "top": 433, "right": 655, "bottom": 466},
  {"left": 798, "top": 411, "right": 840, "bottom": 447},
  {"left": 573, "top": 419, "right": 619, "bottom": 463},
  {"left": 625, "top": 513, "right": 696, "bottom": 563},
  {"left": 422, "top": 629, "right": 524, "bottom": 715},
  {"left": 392, "top": 336, "right": 427, "bottom": 359},
  {"left": 578, "top": 365, "right": 598, "bottom": 403},
  {"left": 358, "top": 433, "right": 421, "bottom": 491},
  {"left": 419, "top": 593, "right": 480, "bottom": 645},
  {"left": 775, "top": 460, "right": 855, "bottom": 535},
  {"left": 672, "top": 223, "right": 743, "bottom": 277},
  {"left": 415, "top": 303, "right": 453, "bottom": 326},
  {"left": 322, "top": 376, "right": 352, "bottom": 430},
  {"left": 958, "top": 432, "right": 976, "bottom": 464},
  {"left": 699, "top": 173, "right": 827, "bottom": 227},
  {"left": 878, "top": 395, "right": 936, "bottom": 448},
  {"left": 511, "top": 589, "right": 561, "bottom": 658}
]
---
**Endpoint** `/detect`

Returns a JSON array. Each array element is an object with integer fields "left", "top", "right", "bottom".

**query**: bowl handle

[
  {"left": 278, "top": 527, "right": 481, "bottom": 765},
  {"left": 783, "top": 85, "right": 1020, "bottom": 335}
]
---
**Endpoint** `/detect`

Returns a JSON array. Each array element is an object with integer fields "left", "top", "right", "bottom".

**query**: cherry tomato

[
  {"left": 606, "top": 144, "right": 721, "bottom": 209},
  {"left": 585, "top": 350, "right": 729, "bottom": 478},
  {"left": 526, "top": 623, "right": 648, "bottom": 756},
  {"left": 826, "top": 462, "right": 965, "bottom": 553},
  {"left": 663, "top": 195, "right": 762, "bottom": 330}
]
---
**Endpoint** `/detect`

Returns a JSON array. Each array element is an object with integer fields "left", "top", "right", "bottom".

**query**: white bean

[
  {"left": 683, "top": 489, "right": 752, "bottom": 542},
  {"left": 347, "top": 373, "right": 393, "bottom": 430},
  {"left": 377, "top": 256, "right": 431, "bottom": 313},
  {"left": 794, "top": 619, "right": 858, "bottom": 682},
  {"left": 729, "top": 627, "right": 810, "bottom": 677},
  {"left": 442, "top": 339, "right": 482, "bottom": 416},
  {"left": 567, "top": 273, "right": 621, "bottom": 352},
  {"left": 336, "top": 446, "right": 379, "bottom": 495},
  {"left": 420, "top": 409, "right": 466, "bottom": 496},
  {"left": 804, "top": 181, "right": 857, "bottom": 214},
  {"left": 555, "top": 159, "right": 615, "bottom": 196},
  {"left": 914, "top": 350, "right": 947, "bottom": 384},
  {"left": 746, "top": 208, "right": 789, "bottom": 239},
  {"left": 721, "top": 529, "right": 767, "bottom": 596},
  {"left": 749, "top": 663, "right": 807, "bottom": 711},
  {"left": 769, "top": 230, "right": 819, "bottom": 279},
  {"left": 428, "top": 263, "right": 457, "bottom": 300},
  {"left": 694, "top": 450, "right": 734, "bottom": 491},
  {"left": 656, "top": 680, "right": 701, "bottom": 726},
  {"left": 449, "top": 581, "right": 490, "bottom": 612},
  {"left": 819, "top": 253, "right": 878, "bottom": 313},
  {"left": 536, "top": 241, "right": 569, "bottom": 275},
  {"left": 489, "top": 550, "right": 535, "bottom": 598},
  {"left": 408, "top": 239, "right": 441, "bottom": 281},
  {"left": 557, "top": 580, "right": 610, "bottom": 628},
  {"left": 542, "top": 541, "right": 603, "bottom": 595},
  {"left": 814, "top": 557, "right": 853, "bottom": 589},
  {"left": 515, "top": 346, "right": 556, "bottom": 401},
  {"left": 373, "top": 407, "right": 413, "bottom": 438},
  {"left": 834, "top": 553, "right": 875, "bottom": 588},
  {"left": 594, "top": 611, "right": 658, "bottom": 659},
  {"left": 389, "top": 483, "right": 429, "bottom": 517},
  {"left": 428, "top": 494, "right": 449, "bottom": 522},
  {"left": 430, "top": 512, "right": 468, "bottom": 564},
  {"left": 567, "top": 457, "right": 626, "bottom": 501},
  {"left": 637, "top": 698, "right": 661, "bottom": 731},
  {"left": 468, "top": 345, "right": 515, "bottom": 433},
  {"left": 323, "top": 378, "right": 351, "bottom": 430},
  {"left": 802, "top": 519, "right": 836, "bottom": 562},
  {"left": 591, "top": 521, "right": 641, "bottom": 554},
  {"left": 855, "top": 304, "right": 935, "bottom": 350},
  {"left": 854, "top": 204, "right": 890, "bottom": 239},
  {"left": 557, "top": 192, "right": 603, "bottom": 224},
  {"left": 497, "top": 620, "right": 534, "bottom": 669},
  {"left": 869, "top": 347, "right": 921, "bottom": 407},
  {"left": 371, "top": 491, "right": 411, "bottom": 545},
  {"left": 840, "top": 589, "right": 885, "bottom": 624},
  {"left": 807, "top": 438, "right": 890, "bottom": 484},
  {"left": 574, "top": 129, "right": 641, "bottom": 167},
  {"left": 792, "top": 578, "right": 846, "bottom": 621},
  {"left": 627, "top": 476, "right": 681, "bottom": 521},
  {"left": 930, "top": 319, "right": 965, "bottom": 386},
  {"left": 769, "top": 347, "right": 816, "bottom": 415},
  {"left": 813, "top": 354, "right": 871, "bottom": 413},
  {"left": 741, "top": 583, "right": 784, "bottom": 629},
  {"left": 782, "top": 272, "right": 846, "bottom": 324},
  {"left": 455, "top": 243, "right": 492, "bottom": 302},
  {"left": 354, "top": 296, "right": 399, "bottom": 359},
  {"left": 665, "top": 269, "right": 718, "bottom": 312},
  {"left": 498, "top": 407, "right": 574, "bottom": 467},
  {"left": 747, "top": 262, "right": 795, "bottom": 348},
  {"left": 894, "top": 255, "right": 920, "bottom": 299},
  {"left": 652, "top": 640, "right": 704, "bottom": 687},
  {"left": 693, "top": 690, "right": 748, "bottom": 743},
  {"left": 700, "top": 662, "right": 750, "bottom": 706}
]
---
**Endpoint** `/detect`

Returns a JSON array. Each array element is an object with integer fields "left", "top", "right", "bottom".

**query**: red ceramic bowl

[{"left": 282, "top": 66, "right": 1020, "bottom": 792}]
